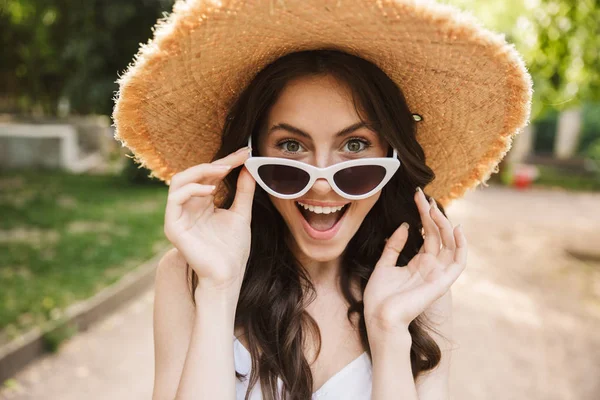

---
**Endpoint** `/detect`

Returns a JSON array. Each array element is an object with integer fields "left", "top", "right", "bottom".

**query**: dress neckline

[{"left": 233, "top": 335, "right": 368, "bottom": 396}]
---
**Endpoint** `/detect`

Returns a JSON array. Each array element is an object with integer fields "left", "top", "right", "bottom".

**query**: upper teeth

[{"left": 296, "top": 201, "right": 348, "bottom": 214}]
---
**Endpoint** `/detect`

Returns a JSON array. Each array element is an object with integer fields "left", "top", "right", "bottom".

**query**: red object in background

[
  {"left": 512, "top": 164, "right": 539, "bottom": 190},
  {"left": 513, "top": 173, "right": 531, "bottom": 189}
]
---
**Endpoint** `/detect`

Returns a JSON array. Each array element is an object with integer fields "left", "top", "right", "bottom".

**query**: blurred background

[{"left": 0, "top": 0, "right": 598, "bottom": 399}]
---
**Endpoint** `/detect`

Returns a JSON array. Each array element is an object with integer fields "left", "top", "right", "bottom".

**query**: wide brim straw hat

[{"left": 112, "top": 0, "right": 533, "bottom": 208}]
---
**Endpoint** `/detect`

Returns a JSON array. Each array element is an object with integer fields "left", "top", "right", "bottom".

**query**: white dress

[{"left": 234, "top": 335, "right": 373, "bottom": 399}]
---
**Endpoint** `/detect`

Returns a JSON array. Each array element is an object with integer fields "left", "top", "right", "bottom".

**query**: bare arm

[
  {"left": 415, "top": 288, "right": 454, "bottom": 399},
  {"left": 152, "top": 248, "right": 239, "bottom": 400},
  {"left": 370, "top": 328, "right": 417, "bottom": 400},
  {"left": 369, "top": 289, "right": 455, "bottom": 400}
]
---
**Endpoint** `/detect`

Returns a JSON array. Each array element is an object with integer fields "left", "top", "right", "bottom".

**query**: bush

[{"left": 585, "top": 138, "right": 600, "bottom": 177}]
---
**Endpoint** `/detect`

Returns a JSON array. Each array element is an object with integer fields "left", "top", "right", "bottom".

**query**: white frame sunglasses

[{"left": 243, "top": 136, "right": 401, "bottom": 200}]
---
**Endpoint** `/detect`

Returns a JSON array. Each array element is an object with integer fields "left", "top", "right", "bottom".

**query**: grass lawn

[
  {"left": 533, "top": 165, "right": 600, "bottom": 192},
  {"left": 0, "top": 170, "right": 169, "bottom": 343}
]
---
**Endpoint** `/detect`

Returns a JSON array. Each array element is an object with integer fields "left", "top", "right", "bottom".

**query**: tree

[{"left": 0, "top": 0, "right": 175, "bottom": 116}]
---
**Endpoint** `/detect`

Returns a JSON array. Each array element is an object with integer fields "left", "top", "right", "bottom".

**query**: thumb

[{"left": 230, "top": 165, "right": 256, "bottom": 222}]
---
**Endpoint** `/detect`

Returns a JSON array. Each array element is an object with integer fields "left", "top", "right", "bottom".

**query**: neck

[{"left": 287, "top": 235, "right": 344, "bottom": 293}]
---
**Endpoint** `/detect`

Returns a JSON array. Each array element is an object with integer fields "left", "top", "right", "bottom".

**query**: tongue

[{"left": 304, "top": 210, "right": 342, "bottom": 231}]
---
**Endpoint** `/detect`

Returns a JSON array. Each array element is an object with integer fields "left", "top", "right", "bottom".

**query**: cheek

[
  {"left": 350, "top": 194, "right": 380, "bottom": 221},
  {"left": 269, "top": 196, "right": 295, "bottom": 219}
]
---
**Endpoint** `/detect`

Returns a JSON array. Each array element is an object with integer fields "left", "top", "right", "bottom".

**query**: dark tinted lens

[
  {"left": 257, "top": 164, "right": 310, "bottom": 195},
  {"left": 333, "top": 165, "right": 386, "bottom": 195}
]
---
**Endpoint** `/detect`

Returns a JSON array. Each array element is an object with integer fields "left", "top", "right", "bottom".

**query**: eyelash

[{"left": 276, "top": 137, "right": 372, "bottom": 154}]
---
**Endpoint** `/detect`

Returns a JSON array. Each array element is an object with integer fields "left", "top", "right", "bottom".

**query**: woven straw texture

[{"left": 112, "top": 0, "right": 533, "bottom": 207}]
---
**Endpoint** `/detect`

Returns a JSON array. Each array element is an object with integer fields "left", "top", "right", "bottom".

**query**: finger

[
  {"left": 452, "top": 224, "right": 468, "bottom": 266},
  {"left": 439, "top": 226, "right": 468, "bottom": 286},
  {"left": 169, "top": 146, "right": 251, "bottom": 191},
  {"left": 414, "top": 187, "right": 441, "bottom": 254},
  {"left": 440, "top": 260, "right": 466, "bottom": 291},
  {"left": 378, "top": 222, "right": 409, "bottom": 266},
  {"left": 428, "top": 197, "right": 456, "bottom": 252},
  {"left": 169, "top": 163, "right": 231, "bottom": 192},
  {"left": 229, "top": 165, "right": 256, "bottom": 223},
  {"left": 165, "top": 183, "right": 216, "bottom": 225},
  {"left": 170, "top": 183, "right": 216, "bottom": 205}
]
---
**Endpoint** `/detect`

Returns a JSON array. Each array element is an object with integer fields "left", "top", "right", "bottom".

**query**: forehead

[{"left": 265, "top": 75, "right": 368, "bottom": 140}]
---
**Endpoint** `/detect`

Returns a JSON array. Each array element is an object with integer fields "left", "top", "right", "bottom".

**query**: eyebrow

[{"left": 268, "top": 121, "right": 371, "bottom": 140}]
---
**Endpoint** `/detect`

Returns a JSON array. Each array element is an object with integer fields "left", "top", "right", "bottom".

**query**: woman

[{"left": 112, "top": 1, "right": 532, "bottom": 399}]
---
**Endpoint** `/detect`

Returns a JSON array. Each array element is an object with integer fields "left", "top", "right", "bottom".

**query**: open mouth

[{"left": 295, "top": 201, "right": 350, "bottom": 232}]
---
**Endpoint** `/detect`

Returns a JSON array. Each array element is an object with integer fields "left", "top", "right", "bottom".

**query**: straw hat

[{"left": 112, "top": 0, "right": 533, "bottom": 208}]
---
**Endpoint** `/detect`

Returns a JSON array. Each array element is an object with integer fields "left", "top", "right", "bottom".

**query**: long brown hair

[{"left": 185, "top": 49, "right": 449, "bottom": 399}]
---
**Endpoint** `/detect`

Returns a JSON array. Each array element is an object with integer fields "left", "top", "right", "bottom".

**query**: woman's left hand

[{"left": 363, "top": 187, "right": 468, "bottom": 336}]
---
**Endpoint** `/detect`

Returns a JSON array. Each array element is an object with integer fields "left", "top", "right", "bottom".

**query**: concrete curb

[{"left": 0, "top": 245, "right": 171, "bottom": 383}]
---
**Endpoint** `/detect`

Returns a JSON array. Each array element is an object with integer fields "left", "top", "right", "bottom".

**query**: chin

[{"left": 292, "top": 235, "right": 348, "bottom": 262}]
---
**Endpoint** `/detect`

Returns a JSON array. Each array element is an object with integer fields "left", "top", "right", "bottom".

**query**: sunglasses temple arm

[{"left": 248, "top": 135, "right": 253, "bottom": 150}]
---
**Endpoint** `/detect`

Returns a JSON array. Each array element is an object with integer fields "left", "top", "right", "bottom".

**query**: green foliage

[
  {"left": 533, "top": 109, "right": 559, "bottom": 154},
  {"left": 530, "top": 103, "right": 600, "bottom": 155},
  {"left": 585, "top": 137, "right": 600, "bottom": 177},
  {"left": 444, "top": 0, "right": 600, "bottom": 120},
  {"left": 0, "top": 0, "right": 175, "bottom": 116},
  {"left": 578, "top": 102, "right": 600, "bottom": 154},
  {"left": 534, "top": 164, "right": 600, "bottom": 191},
  {"left": 508, "top": 0, "right": 600, "bottom": 118},
  {"left": 121, "top": 154, "right": 166, "bottom": 185}
]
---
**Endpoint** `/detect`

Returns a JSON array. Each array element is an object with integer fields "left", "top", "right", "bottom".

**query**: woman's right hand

[{"left": 163, "top": 146, "right": 256, "bottom": 294}]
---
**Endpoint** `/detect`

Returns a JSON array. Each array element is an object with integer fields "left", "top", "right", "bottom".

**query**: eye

[
  {"left": 276, "top": 139, "right": 305, "bottom": 154},
  {"left": 344, "top": 137, "right": 371, "bottom": 153}
]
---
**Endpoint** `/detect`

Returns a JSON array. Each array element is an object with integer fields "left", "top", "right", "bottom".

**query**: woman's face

[{"left": 256, "top": 74, "right": 390, "bottom": 262}]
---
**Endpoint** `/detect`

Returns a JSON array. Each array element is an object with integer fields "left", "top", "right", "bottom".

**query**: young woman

[
  {"left": 155, "top": 49, "right": 465, "bottom": 399},
  {"left": 112, "top": 2, "right": 532, "bottom": 399}
]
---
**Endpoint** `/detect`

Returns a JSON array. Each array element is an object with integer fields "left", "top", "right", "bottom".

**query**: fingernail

[
  {"left": 235, "top": 146, "right": 250, "bottom": 154},
  {"left": 401, "top": 222, "right": 409, "bottom": 230},
  {"left": 429, "top": 197, "right": 437, "bottom": 209},
  {"left": 415, "top": 186, "right": 422, "bottom": 193}
]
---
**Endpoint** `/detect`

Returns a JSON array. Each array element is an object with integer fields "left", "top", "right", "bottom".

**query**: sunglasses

[{"left": 243, "top": 136, "right": 401, "bottom": 200}]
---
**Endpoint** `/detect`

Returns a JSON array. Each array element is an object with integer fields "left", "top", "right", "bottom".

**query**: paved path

[
  {"left": 2, "top": 184, "right": 599, "bottom": 400},
  {"left": 448, "top": 185, "right": 600, "bottom": 400},
  {"left": 0, "top": 291, "right": 154, "bottom": 400}
]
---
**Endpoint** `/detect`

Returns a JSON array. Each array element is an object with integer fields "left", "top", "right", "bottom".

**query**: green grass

[
  {"left": 533, "top": 165, "right": 600, "bottom": 192},
  {"left": 0, "top": 170, "right": 169, "bottom": 342}
]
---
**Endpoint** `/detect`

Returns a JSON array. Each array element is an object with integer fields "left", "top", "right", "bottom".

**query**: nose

[
  {"left": 309, "top": 177, "right": 334, "bottom": 196},
  {"left": 306, "top": 153, "right": 338, "bottom": 196}
]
